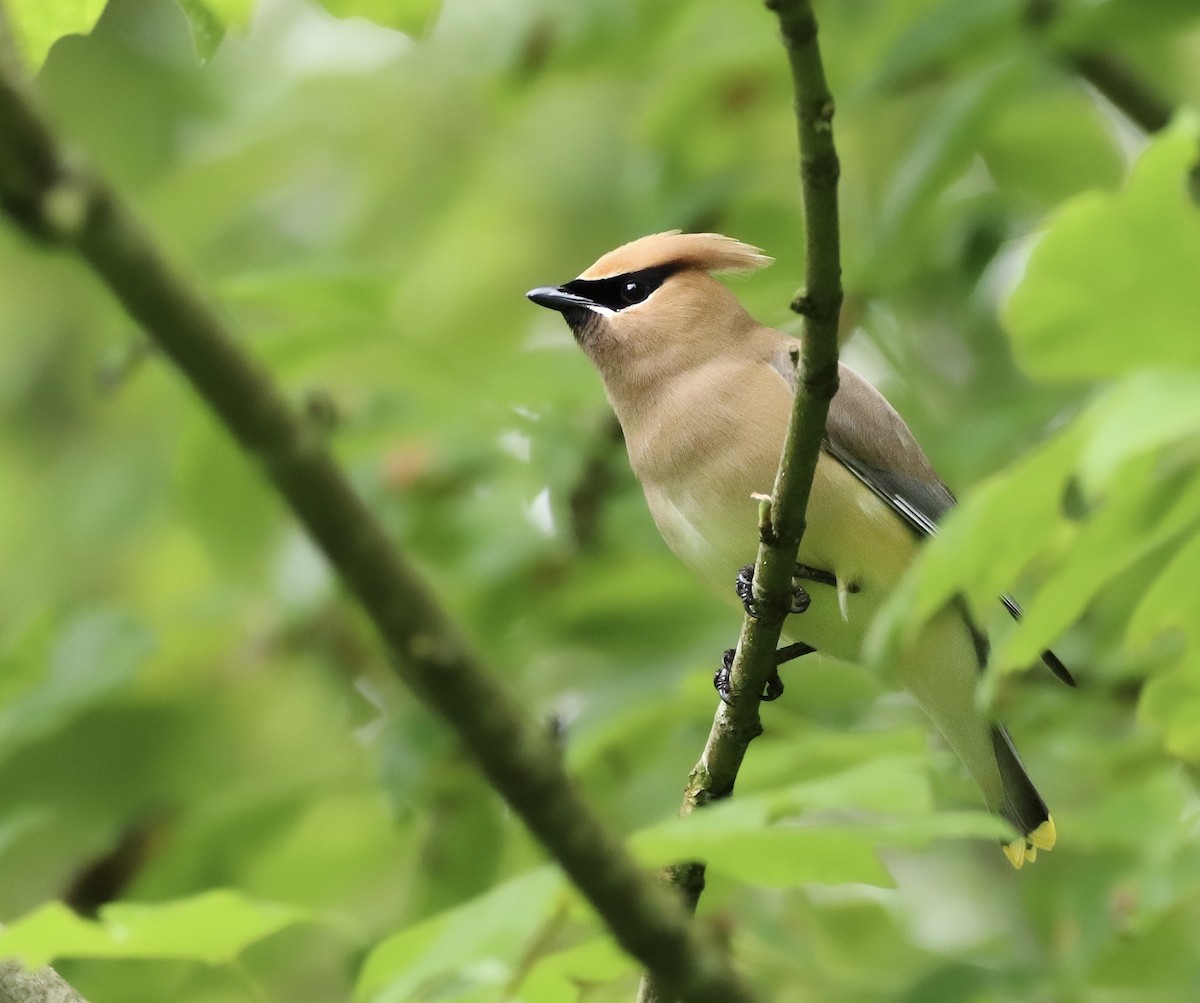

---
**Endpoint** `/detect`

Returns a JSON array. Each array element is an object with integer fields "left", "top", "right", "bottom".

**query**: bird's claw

[
  {"left": 714, "top": 648, "right": 786, "bottom": 704},
  {"left": 787, "top": 588, "right": 811, "bottom": 615},
  {"left": 715, "top": 648, "right": 735, "bottom": 705},
  {"left": 734, "top": 566, "right": 755, "bottom": 615},
  {"left": 736, "top": 562, "right": 835, "bottom": 618}
]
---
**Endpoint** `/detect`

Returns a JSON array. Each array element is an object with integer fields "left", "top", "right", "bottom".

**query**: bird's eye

[
  {"left": 558, "top": 265, "right": 676, "bottom": 313},
  {"left": 620, "top": 280, "right": 649, "bottom": 305}
]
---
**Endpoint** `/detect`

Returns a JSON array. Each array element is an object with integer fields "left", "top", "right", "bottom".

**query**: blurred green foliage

[{"left": 1, "top": 0, "right": 1200, "bottom": 1001}]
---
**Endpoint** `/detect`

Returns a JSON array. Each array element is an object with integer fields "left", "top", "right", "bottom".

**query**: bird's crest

[{"left": 580, "top": 231, "right": 773, "bottom": 280}]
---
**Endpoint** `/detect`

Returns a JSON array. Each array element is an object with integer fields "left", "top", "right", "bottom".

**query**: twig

[
  {"left": 0, "top": 10, "right": 761, "bottom": 1003},
  {"left": 1065, "top": 51, "right": 1172, "bottom": 134},
  {"left": 636, "top": 1, "right": 843, "bottom": 1000},
  {"left": 0, "top": 961, "right": 91, "bottom": 1003},
  {"left": 568, "top": 414, "right": 625, "bottom": 551},
  {"left": 1021, "top": 0, "right": 1173, "bottom": 134}
]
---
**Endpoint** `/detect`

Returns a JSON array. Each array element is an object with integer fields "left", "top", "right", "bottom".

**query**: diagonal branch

[
  {"left": 1064, "top": 51, "right": 1172, "bottom": 133},
  {"left": 0, "top": 10, "right": 761, "bottom": 1003},
  {"left": 0, "top": 961, "right": 91, "bottom": 1003},
  {"left": 635, "top": 1, "right": 843, "bottom": 1000},
  {"left": 1020, "top": 0, "right": 1173, "bottom": 134}
]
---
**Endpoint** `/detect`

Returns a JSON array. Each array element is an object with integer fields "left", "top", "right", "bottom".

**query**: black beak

[{"left": 526, "top": 286, "right": 594, "bottom": 314}]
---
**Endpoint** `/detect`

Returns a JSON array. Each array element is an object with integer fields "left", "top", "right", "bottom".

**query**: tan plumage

[
  {"left": 580, "top": 230, "right": 773, "bottom": 279},
  {"left": 528, "top": 232, "right": 1060, "bottom": 867}
]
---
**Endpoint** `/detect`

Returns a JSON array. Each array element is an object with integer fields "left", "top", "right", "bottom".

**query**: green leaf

[
  {"left": 867, "top": 420, "right": 1084, "bottom": 668},
  {"left": 994, "top": 466, "right": 1200, "bottom": 671},
  {"left": 175, "top": 412, "right": 279, "bottom": 575},
  {"left": 1005, "top": 116, "right": 1200, "bottom": 379},
  {"left": 356, "top": 868, "right": 564, "bottom": 1003},
  {"left": 1140, "top": 667, "right": 1200, "bottom": 761},
  {"left": 864, "top": 59, "right": 1026, "bottom": 284},
  {"left": 1129, "top": 530, "right": 1200, "bottom": 762},
  {"left": 174, "top": 0, "right": 229, "bottom": 63},
  {"left": 981, "top": 88, "right": 1124, "bottom": 206},
  {"left": 171, "top": 0, "right": 257, "bottom": 61},
  {"left": 1074, "top": 371, "right": 1200, "bottom": 495},
  {"left": 0, "top": 610, "right": 153, "bottom": 763},
  {"left": 6, "top": 0, "right": 107, "bottom": 70},
  {"left": 868, "top": 0, "right": 1021, "bottom": 92},
  {"left": 218, "top": 266, "right": 394, "bottom": 373},
  {"left": 629, "top": 761, "right": 1010, "bottom": 889},
  {"left": 732, "top": 728, "right": 930, "bottom": 796},
  {"left": 0, "top": 891, "right": 314, "bottom": 968},
  {"left": 315, "top": 0, "right": 440, "bottom": 36},
  {"left": 868, "top": 371, "right": 1200, "bottom": 671},
  {"left": 1127, "top": 527, "right": 1200, "bottom": 652},
  {"left": 514, "top": 937, "right": 632, "bottom": 1003},
  {"left": 1052, "top": 0, "right": 1200, "bottom": 47}
]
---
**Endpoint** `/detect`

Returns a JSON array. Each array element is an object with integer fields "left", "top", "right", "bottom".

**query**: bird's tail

[{"left": 991, "top": 726, "right": 1056, "bottom": 868}]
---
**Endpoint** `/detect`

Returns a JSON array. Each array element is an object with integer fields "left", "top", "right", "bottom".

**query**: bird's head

[{"left": 527, "top": 231, "right": 773, "bottom": 380}]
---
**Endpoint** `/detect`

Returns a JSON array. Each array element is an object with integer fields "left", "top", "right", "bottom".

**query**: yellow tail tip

[
  {"left": 1004, "top": 816, "right": 1057, "bottom": 868},
  {"left": 1029, "top": 816, "right": 1057, "bottom": 851}
]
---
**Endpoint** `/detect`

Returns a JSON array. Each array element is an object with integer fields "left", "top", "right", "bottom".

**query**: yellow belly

[{"left": 643, "top": 451, "right": 919, "bottom": 663}]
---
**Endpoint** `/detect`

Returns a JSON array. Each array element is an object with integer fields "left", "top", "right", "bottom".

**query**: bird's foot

[
  {"left": 714, "top": 648, "right": 736, "bottom": 704},
  {"left": 735, "top": 562, "right": 837, "bottom": 618},
  {"left": 714, "top": 642, "right": 816, "bottom": 705}
]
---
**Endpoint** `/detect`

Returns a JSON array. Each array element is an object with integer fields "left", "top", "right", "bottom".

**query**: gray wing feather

[
  {"left": 822, "top": 436, "right": 950, "bottom": 537},
  {"left": 769, "top": 354, "right": 955, "bottom": 533}
]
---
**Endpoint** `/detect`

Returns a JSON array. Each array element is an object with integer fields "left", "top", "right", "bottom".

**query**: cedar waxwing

[{"left": 528, "top": 231, "right": 1070, "bottom": 868}]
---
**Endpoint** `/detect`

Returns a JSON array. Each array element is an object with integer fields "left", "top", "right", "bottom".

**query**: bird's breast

[
  {"left": 612, "top": 357, "right": 921, "bottom": 662},
  {"left": 641, "top": 449, "right": 919, "bottom": 664}
]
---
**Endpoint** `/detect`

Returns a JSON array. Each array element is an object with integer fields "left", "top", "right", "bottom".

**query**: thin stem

[
  {"left": 0, "top": 961, "right": 92, "bottom": 1003},
  {"left": 636, "top": 0, "right": 843, "bottom": 1000}
]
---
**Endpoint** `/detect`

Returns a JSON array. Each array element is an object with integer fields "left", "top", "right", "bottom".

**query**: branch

[
  {"left": 637, "top": 0, "right": 843, "bottom": 1000},
  {"left": 0, "top": 12, "right": 761, "bottom": 1003},
  {"left": 568, "top": 414, "right": 625, "bottom": 551},
  {"left": 0, "top": 962, "right": 90, "bottom": 1003},
  {"left": 1064, "top": 51, "right": 1172, "bottom": 133},
  {"left": 1021, "top": 0, "right": 1173, "bottom": 134}
]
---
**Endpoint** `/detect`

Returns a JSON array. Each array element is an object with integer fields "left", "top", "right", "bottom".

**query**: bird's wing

[
  {"left": 768, "top": 352, "right": 954, "bottom": 532},
  {"left": 822, "top": 364, "right": 957, "bottom": 535},
  {"left": 768, "top": 347, "right": 1075, "bottom": 687},
  {"left": 999, "top": 594, "right": 1074, "bottom": 684}
]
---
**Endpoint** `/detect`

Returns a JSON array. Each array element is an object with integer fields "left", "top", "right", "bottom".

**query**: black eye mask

[{"left": 561, "top": 263, "right": 682, "bottom": 312}]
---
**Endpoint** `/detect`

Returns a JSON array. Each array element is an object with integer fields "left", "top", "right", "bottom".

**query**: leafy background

[{"left": 1, "top": 0, "right": 1200, "bottom": 1000}]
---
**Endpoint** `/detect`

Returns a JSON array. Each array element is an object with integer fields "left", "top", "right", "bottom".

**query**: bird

[{"left": 527, "top": 230, "right": 1070, "bottom": 868}]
